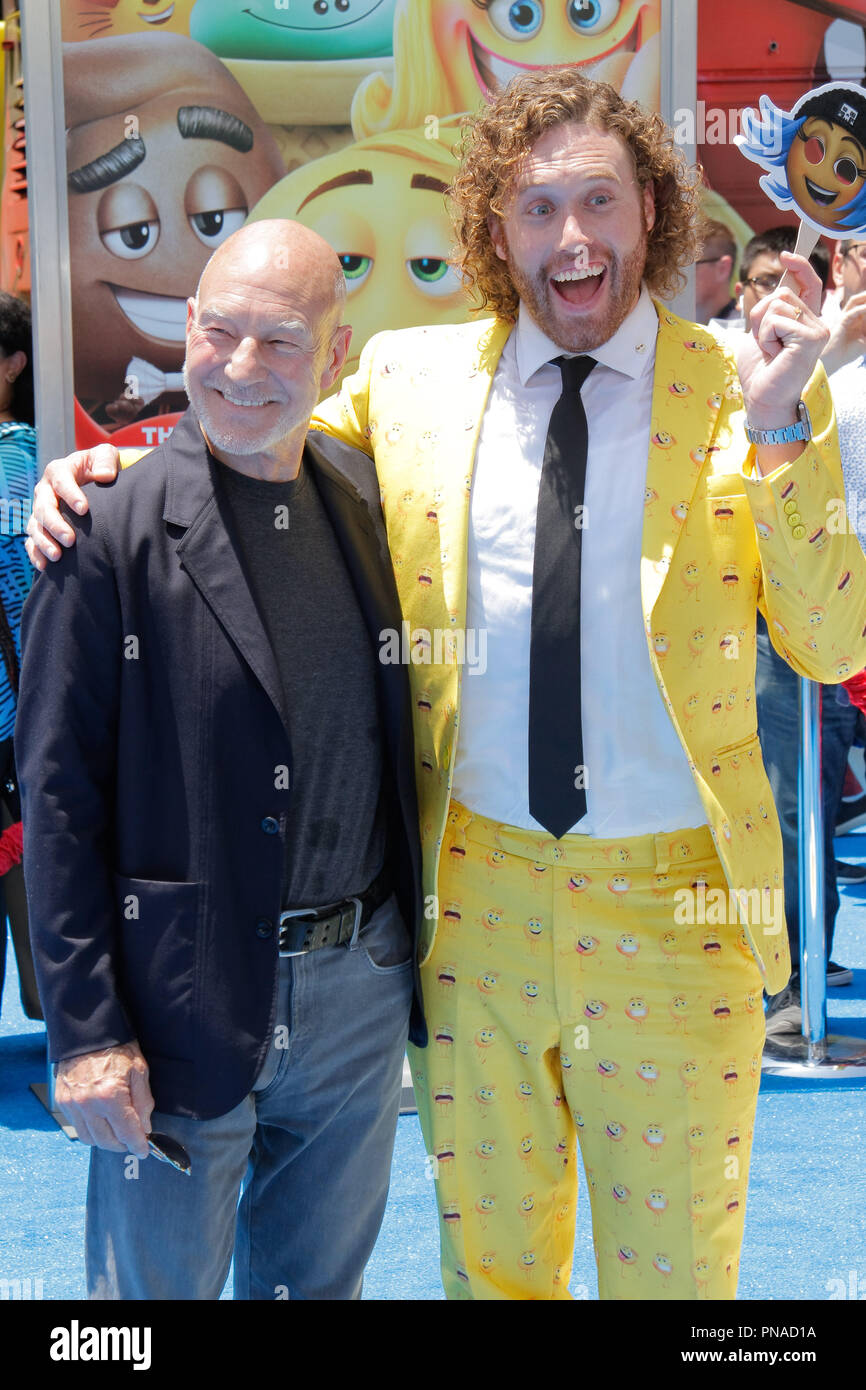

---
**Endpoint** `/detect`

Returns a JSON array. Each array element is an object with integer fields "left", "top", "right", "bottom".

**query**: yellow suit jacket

[{"left": 313, "top": 303, "right": 866, "bottom": 995}]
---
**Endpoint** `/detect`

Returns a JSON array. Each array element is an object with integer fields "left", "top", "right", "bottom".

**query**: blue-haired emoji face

[
  {"left": 737, "top": 84, "right": 866, "bottom": 235},
  {"left": 787, "top": 116, "right": 866, "bottom": 230}
]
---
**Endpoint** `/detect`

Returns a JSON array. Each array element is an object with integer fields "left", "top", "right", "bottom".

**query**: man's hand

[
  {"left": 735, "top": 252, "right": 829, "bottom": 476},
  {"left": 55, "top": 1041, "right": 154, "bottom": 1157},
  {"left": 26, "top": 444, "right": 121, "bottom": 571},
  {"left": 821, "top": 290, "right": 866, "bottom": 377}
]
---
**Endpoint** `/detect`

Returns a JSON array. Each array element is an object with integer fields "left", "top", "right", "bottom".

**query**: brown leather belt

[{"left": 277, "top": 865, "right": 391, "bottom": 957}]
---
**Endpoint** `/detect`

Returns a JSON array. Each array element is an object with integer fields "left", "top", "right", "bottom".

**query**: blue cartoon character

[
  {"left": 190, "top": 0, "right": 397, "bottom": 60},
  {"left": 736, "top": 83, "right": 866, "bottom": 236}
]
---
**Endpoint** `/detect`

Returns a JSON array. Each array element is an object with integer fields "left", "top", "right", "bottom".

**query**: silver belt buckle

[
  {"left": 278, "top": 906, "right": 317, "bottom": 957},
  {"left": 278, "top": 897, "right": 363, "bottom": 956}
]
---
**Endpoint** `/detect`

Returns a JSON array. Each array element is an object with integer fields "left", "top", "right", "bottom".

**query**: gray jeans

[{"left": 86, "top": 893, "right": 413, "bottom": 1300}]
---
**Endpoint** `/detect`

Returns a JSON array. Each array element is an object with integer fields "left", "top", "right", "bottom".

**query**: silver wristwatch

[{"left": 744, "top": 400, "right": 812, "bottom": 447}]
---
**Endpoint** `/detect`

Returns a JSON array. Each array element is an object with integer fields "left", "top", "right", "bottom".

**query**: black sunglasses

[{"left": 147, "top": 1131, "right": 192, "bottom": 1175}]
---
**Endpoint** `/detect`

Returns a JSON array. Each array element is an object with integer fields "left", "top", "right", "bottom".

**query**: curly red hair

[{"left": 449, "top": 67, "right": 703, "bottom": 321}]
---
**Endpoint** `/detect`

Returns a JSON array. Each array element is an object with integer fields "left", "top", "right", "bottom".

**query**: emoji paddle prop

[{"left": 736, "top": 82, "right": 866, "bottom": 288}]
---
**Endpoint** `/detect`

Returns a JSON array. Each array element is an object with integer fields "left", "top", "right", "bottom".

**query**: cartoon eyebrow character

[
  {"left": 248, "top": 125, "right": 468, "bottom": 384},
  {"left": 63, "top": 32, "right": 284, "bottom": 434},
  {"left": 68, "top": 107, "right": 255, "bottom": 193},
  {"left": 736, "top": 82, "right": 866, "bottom": 235}
]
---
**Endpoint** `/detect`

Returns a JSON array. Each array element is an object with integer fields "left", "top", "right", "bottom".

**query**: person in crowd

[
  {"left": 17, "top": 221, "right": 424, "bottom": 1300},
  {"left": 707, "top": 225, "right": 830, "bottom": 340},
  {"left": 28, "top": 70, "right": 866, "bottom": 1301},
  {"left": 695, "top": 218, "right": 738, "bottom": 325},
  {"left": 710, "top": 230, "right": 859, "bottom": 1035},
  {"left": 761, "top": 236, "right": 866, "bottom": 1035},
  {"left": 0, "top": 292, "right": 39, "bottom": 1022},
  {"left": 826, "top": 241, "right": 866, "bottom": 866}
]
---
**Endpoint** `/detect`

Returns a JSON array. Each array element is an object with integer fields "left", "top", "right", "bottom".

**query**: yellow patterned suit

[{"left": 313, "top": 303, "right": 866, "bottom": 1298}]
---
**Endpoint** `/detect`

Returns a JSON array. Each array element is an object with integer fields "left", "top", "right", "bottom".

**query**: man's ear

[
  {"left": 321, "top": 324, "right": 352, "bottom": 392},
  {"left": 487, "top": 213, "right": 508, "bottom": 263},
  {"left": 831, "top": 247, "right": 845, "bottom": 289},
  {"left": 642, "top": 182, "right": 656, "bottom": 234}
]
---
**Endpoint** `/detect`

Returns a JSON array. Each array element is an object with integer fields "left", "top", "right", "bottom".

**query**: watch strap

[{"left": 745, "top": 400, "right": 812, "bottom": 447}]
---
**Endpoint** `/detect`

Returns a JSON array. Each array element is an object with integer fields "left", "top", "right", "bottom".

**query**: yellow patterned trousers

[{"left": 408, "top": 802, "right": 767, "bottom": 1300}]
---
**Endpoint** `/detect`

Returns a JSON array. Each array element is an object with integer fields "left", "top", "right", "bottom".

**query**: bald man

[{"left": 16, "top": 221, "right": 424, "bottom": 1300}]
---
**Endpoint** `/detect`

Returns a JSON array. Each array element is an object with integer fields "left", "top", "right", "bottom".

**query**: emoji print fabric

[{"left": 409, "top": 802, "right": 766, "bottom": 1300}]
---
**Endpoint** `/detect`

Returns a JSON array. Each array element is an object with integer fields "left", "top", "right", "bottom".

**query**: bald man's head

[
  {"left": 183, "top": 218, "right": 352, "bottom": 468},
  {"left": 196, "top": 219, "right": 346, "bottom": 332}
]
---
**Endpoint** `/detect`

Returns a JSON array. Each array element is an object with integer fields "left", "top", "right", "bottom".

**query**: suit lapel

[
  {"left": 640, "top": 304, "right": 729, "bottom": 622},
  {"left": 435, "top": 318, "right": 512, "bottom": 623},
  {"left": 164, "top": 411, "right": 287, "bottom": 728}
]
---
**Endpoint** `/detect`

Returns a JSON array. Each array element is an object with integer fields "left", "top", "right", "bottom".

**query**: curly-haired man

[{"left": 30, "top": 68, "right": 866, "bottom": 1301}]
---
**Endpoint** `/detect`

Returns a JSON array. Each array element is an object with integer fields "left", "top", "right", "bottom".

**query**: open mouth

[
  {"left": 551, "top": 264, "right": 607, "bottom": 309},
  {"left": 804, "top": 176, "right": 837, "bottom": 207},
  {"left": 467, "top": 17, "right": 640, "bottom": 96},
  {"left": 110, "top": 285, "right": 188, "bottom": 341},
  {"left": 138, "top": 3, "right": 175, "bottom": 24}
]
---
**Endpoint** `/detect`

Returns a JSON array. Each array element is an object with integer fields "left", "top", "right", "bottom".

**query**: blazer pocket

[
  {"left": 711, "top": 731, "right": 760, "bottom": 760},
  {"left": 704, "top": 473, "right": 746, "bottom": 499},
  {"left": 114, "top": 875, "right": 201, "bottom": 1063}
]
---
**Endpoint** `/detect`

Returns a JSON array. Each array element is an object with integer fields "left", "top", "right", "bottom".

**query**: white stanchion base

[
  {"left": 399, "top": 1054, "right": 417, "bottom": 1114},
  {"left": 762, "top": 1033, "right": 866, "bottom": 1077}
]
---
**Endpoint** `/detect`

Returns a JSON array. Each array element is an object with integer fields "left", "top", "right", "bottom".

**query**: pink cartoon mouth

[{"left": 466, "top": 17, "right": 642, "bottom": 98}]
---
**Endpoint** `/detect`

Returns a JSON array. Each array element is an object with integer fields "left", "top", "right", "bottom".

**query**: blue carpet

[{"left": 2, "top": 834, "right": 864, "bottom": 1301}]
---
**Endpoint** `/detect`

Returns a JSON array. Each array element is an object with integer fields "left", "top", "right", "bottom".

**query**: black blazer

[{"left": 18, "top": 409, "right": 426, "bottom": 1119}]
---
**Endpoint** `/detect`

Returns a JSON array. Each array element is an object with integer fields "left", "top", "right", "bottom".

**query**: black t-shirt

[{"left": 213, "top": 451, "right": 385, "bottom": 907}]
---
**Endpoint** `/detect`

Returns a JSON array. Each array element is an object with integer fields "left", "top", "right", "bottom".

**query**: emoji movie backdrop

[{"left": 48, "top": 0, "right": 866, "bottom": 447}]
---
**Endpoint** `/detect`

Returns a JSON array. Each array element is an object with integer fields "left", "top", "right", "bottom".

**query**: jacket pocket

[
  {"left": 114, "top": 875, "right": 201, "bottom": 1062},
  {"left": 711, "top": 731, "right": 760, "bottom": 760}
]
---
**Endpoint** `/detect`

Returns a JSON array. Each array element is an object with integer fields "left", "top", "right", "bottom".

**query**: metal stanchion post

[
  {"left": 798, "top": 679, "right": 827, "bottom": 1060},
  {"left": 763, "top": 678, "right": 866, "bottom": 1074}
]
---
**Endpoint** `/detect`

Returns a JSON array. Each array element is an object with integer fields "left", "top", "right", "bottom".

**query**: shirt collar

[{"left": 514, "top": 284, "right": 659, "bottom": 386}]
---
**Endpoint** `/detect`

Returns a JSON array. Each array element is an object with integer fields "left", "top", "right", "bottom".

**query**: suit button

[
  {"left": 261, "top": 817, "right": 280, "bottom": 835},
  {"left": 787, "top": 511, "right": 802, "bottom": 527},
  {"left": 792, "top": 525, "right": 806, "bottom": 539},
  {"left": 783, "top": 499, "right": 798, "bottom": 515},
  {"left": 256, "top": 919, "right": 273, "bottom": 939}
]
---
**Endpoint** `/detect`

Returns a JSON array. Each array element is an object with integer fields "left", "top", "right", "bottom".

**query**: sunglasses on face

[{"left": 741, "top": 273, "right": 782, "bottom": 295}]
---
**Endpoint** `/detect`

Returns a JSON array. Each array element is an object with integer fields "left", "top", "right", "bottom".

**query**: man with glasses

[{"left": 709, "top": 226, "right": 830, "bottom": 341}]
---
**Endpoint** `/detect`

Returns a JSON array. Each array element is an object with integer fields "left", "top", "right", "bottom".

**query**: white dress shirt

[{"left": 451, "top": 286, "right": 708, "bottom": 837}]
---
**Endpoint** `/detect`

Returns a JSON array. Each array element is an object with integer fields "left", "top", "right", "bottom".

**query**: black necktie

[{"left": 528, "top": 354, "right": 596, "bottom": 839}]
